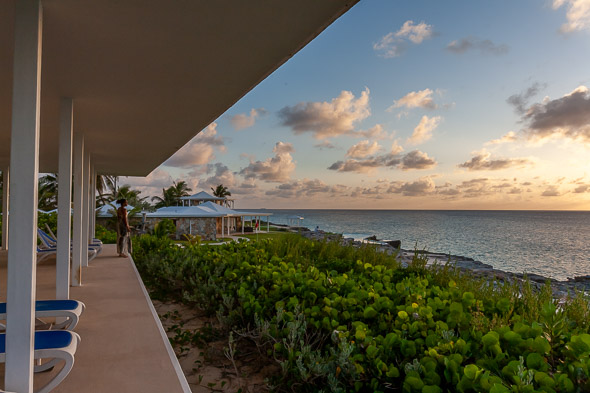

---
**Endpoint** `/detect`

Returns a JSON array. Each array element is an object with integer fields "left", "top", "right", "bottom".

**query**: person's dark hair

[{"left": 116, "top": 198, "right": 127, "bottom": 205}]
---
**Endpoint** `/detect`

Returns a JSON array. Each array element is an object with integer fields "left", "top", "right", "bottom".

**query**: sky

[{"left": 123, "top": 0, "right": 590, "bottom": 210}]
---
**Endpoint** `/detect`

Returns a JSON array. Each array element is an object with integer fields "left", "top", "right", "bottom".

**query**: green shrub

[
  {"left": 133, "top": 234, "right": 590, "bottom": 393},
  {"left": 95, "top": 224, "right": 117, "bottom": 244}
]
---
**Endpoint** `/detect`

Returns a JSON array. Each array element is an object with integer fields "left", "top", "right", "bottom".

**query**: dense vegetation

[{"left": 136, "top": 235, "right": 590, "bottom": 392}]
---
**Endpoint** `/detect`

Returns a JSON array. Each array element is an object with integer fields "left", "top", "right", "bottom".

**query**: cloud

[
  {"left": 400, "top": 150, "right": 437, "bottom": 170},
  {"left": 359, "top": 124, "right": 390, "bottom": 139},
  {"left": 266, "top": 179, "right": 349, "bottom": 198},
  {"left": 521, "top": 85, "right": 590, "bottom": 143},
  {"left": 373, "top": 20, "right": 433, "bottom": 58},
  {"left": 314, "top": 141, "right": 337, "bottom": 150},
  {"left": 389, "top": 177, "right": 436, "bottom": 196},
  {"left": 446, "top": 37, "right": 509, "bottom": 55},
  {"left": 164, "top": 123, "right": 225, "bottom": 168},
  {"left": 120, "top": 168, "right": 175, "bottom": 198},
  {"left": 328, "top": 145, "right": 435, "bottom": 174},
  {"left": 230, "top": 108, "right": 267, "bottom": 130},
  {"left": 574, "top": 184, "right": 590, "bottom": 193},
  {"left": 506, "top": 83, "right": 544, "bottom": 114},
  {"left": 278, "top": 89, "right": 371, "bottom": 139},
  {"left": 201, "top": 163, "right": 236, "bottom": 188},
  {"left": 347, "top": 140, "right": 382, "bottom": 158},
  {"left": 541, "top": 185, "right": 561, "bottom": 196},
  {"left": 458, "top": 151, "right": 531, "bottom": 171},
  {"left": 486, "top": 131, "right": 518, "bottom": 145},
  {"left": 408, "top": 115, "right": 442, "bottom": 145},
  {"left": 388, "top": 88, "right": 437, "bottom": 111},
  {"left": 553, "top": 0, "right": 590, "bottom": 33},
  {"left": 239, "top": 142, "right": 296, "bottom": 182}
]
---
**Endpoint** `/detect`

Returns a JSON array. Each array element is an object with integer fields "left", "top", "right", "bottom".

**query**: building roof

[
  {"left": 146, "top": 206, "right": 223, "bottom": 218},
  {"left": 96, "top": 204, "right": 134, "bottom": 218},
  {"left": 0, "top": 0, "right": 358, "bottom": 175},
  {"left": 146, "top": 202, "right": 272, "bottom": 218},
  {"left": 179, "top": 191, "right": 224, "bottom": 201}
]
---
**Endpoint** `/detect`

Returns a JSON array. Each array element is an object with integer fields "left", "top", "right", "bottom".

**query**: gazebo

[
  {"left": 178, "top": 191, "right": 233, "bottom": 208},
  {"left": 0, "top": 1, "right": 358, "bottom": 391}
]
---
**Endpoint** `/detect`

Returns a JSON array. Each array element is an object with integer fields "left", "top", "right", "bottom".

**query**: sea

[{"left": 243, "top": 209, "right": 590, "bottom": 282}]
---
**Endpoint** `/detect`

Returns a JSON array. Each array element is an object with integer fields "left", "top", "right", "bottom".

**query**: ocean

[{"left": 244, "top": 209, "right": 590, "bottom": 281}]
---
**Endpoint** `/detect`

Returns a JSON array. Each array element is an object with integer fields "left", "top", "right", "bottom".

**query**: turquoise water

[{"left": 244, "top": 209, "right": 590, "bottom": 281}]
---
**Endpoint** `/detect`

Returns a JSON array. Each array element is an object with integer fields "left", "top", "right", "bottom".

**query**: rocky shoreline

[{"left": 297, "top": 228, "right": 590, "bottom": 298}]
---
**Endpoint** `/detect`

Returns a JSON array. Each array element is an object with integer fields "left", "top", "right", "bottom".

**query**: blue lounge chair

[
  {"left": 37, "top": 229, "right": 98, "bottom": 263},
  {"left": 42, "top": 225, "right": 103, "bottom": 253},
  {"left": 0, "top": 330, "right": 80, "bottom": 393},
  {"left": 0, "top": 299, "right": 85, "bottom": 331}
]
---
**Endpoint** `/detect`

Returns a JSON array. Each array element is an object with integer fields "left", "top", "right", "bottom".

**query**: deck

[{"left": 0, "top": 244, "right": 190, "bottom": 393}]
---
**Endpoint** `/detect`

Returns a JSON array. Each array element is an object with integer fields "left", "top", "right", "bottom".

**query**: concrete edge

[{"left": 128, "top": 255, "right": 192, "bottom": 393}]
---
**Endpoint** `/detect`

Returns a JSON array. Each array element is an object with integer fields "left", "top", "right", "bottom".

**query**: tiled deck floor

[{"left": 0, "top": 244, "right": 188, "bottom": 393}]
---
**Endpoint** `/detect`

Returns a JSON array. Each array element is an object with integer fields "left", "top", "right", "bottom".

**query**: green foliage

[
  {"left": 152, "top": 219, "right": 176, "bottom": 238},
  {"left": 37, "top": 211, "right": 58, "bottom": 236},
  {"left": 95, "top": 224, "right": 117, "bottom": 244},
  {"left": 133, "top": 234, "right": 590, "bottom": 392}
]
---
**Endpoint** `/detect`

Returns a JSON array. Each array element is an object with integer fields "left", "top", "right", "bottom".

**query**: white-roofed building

[{"left": 145, "top": 201, "right": 272, "bottom": 240}]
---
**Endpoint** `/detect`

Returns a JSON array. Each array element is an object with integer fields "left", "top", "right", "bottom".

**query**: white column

[
  {"left": 72, "top": 133, "right": 84, "bottom": 286},
  {"left": 5, "top": 1, "right": 42, "bottom": 391},
  {"left": 56, "top": 98, "right": 73, "bottom": 300},
  {"left": 81, "top": 152, "right": 90, "bottom": 267},
  {"left": 1, "top": 166, "right": 8, "bottom": 250}
]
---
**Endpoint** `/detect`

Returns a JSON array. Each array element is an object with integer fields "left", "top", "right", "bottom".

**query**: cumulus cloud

[
  {"left": 574, "top": 184, "right": 590, "bottom": 193},
  {"left": 446, "top": 37, "right": 509, "bottom": 55},
  {"left": 359, "top": 124, "right": 390, "bottom": 139},
  {"left": 486, "top": 131, "right": 518, "bottom": 145},
  {"left": 458, "top": 151, "right": 531, "bottom": 171},
  {"left": 239, "top": 142, "right": 295, "bottom": 182},
  {"left": 266, "top": 179, "right": 349, "bottom": 198},
  {"left": 541, "top": 185, "right": 562, "bottom": 197},
  {"left": 388, "top": 88, "right": 437, "bottom": 111},
  {"left": 279, "top": 89, "right": 371, "bottom": 139},
  {"left": 328, "top": 145, "right": 435, "bottom": 174},
  {"left": 408, "top": 115, "right": 441, "bottom": 145},
  {"left": 373, "top": 20, "right": 433, "bottom": 58},
  {"left": 201, "top": 163, "right": 236, "bottom": 188},
  {"left": 521, "top": 85, "right": 590, "bottom": 143},
  {"left": 347, "top": 140, "right": 382, "bottom": 158},
  {"left": 389, "top": 177, "right": 436, "bottom": 196},
  {"left": 230, "top": 108, "right": 267, "bottom": 130},
  {"left": 164, "top": 123, "right": 225, "bottom": 168},
  {"left": 553, "top": 0, "right": 590, "bottom": 33},
  {"left": 314, "top": 141, "right": 337, "bottom": 150},
  {"left": 121, "top": 168, "right": 175, "bottom": 198},
  {"left": 507, "top": 83, "right": 545, "bottom": 114},
  {"left": 400, "top": 150, "right": 437, "bottom": 170}
]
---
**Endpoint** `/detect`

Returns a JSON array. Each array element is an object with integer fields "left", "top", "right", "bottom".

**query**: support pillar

[
  {"left": 1, "top": 166, "right": 8, "bottom": 250},
  {"left": 72, "top": 133, "right": 84, "bottom": 286},
  {"left": 5, "top": 1, "right": 42, "bottom": 391},
  {"left": 56, "top": 98, "right": 73, "bottom": 300},
  {"left": 81, "top": 152, "right": 90, "bottom": 267}
]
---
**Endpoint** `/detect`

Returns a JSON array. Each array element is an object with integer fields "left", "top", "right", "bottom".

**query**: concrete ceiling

[{"left": 0, "top": 0, "right": 358, "bottom": 175}]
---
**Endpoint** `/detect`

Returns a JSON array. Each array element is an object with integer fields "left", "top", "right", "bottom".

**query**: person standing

[{"left": 116, "top": 198, "right": 132, "bottom": 257}]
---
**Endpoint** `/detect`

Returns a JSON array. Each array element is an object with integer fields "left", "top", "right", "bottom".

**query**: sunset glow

[{"left": 124, "top": 0, "right": 590, "bottom": 210}]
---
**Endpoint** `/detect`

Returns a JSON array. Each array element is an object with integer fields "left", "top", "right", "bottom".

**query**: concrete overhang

[{"left": 0, "top": 0, "right": 358, "bottom": 175}]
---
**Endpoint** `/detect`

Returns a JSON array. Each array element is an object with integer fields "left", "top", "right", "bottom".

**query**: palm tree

[
  {"left": 211, "top": 184, "right": 231, "bottom": 206},
  {"left": 171, "top": 181, "right": 192, "bottom": 200},
  {"left": 211, "top": 184, "right": 231, "bottom": 198},
  {"left": 38, "top": 173, "right": 59, "bottom": 211},
  {"left": 151, "top": 181, "right": 191, "bottom": 209},
  {"left": 96, "top": 175, "right": 118, "bottom": 206}
]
